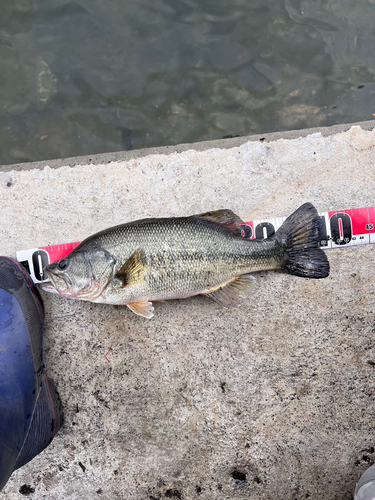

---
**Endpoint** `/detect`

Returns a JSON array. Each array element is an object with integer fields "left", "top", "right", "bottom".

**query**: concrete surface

[{"left": 0, "top": 123, "right": 374, "bottom": 500}]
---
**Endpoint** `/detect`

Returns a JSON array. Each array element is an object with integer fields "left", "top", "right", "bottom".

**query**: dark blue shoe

[{"left": 0, "top": 257, "right": 63, "bottom": 491}]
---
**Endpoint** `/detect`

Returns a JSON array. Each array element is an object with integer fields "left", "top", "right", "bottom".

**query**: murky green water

[{"left": 1, "top": 0, "right": 375, "bottom": 164}]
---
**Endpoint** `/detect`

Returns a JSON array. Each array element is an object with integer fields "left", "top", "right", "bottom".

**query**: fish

[{"left": 41, "top": 203, "right": 329, "bottom": 319}]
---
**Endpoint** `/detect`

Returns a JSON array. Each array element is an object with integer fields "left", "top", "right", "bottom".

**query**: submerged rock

[
  {"left": 277, "top": 104, "right": 325, "bottom": 128},
  {"left": 37, "top": 56, "right": 57, "bottom": 106}
]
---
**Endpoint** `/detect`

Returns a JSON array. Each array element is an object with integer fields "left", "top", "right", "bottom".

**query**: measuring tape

[{"left": 16, "top": 207, "right": 375, "bottom": 284}]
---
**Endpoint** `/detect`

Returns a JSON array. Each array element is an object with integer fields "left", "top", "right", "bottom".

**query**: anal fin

[
  {"left": 127, "top": 301, "right": 154, "bottom": 319},
  {"left": 203, "top": 274, "right": 255, "bottom": 306}
]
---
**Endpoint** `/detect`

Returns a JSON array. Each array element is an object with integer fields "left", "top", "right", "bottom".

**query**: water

[{"left": 1, "top": 0, "right": 375, "bottom": 165}]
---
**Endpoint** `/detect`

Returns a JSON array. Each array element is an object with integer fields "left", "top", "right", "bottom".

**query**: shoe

[
  {"left": 0, "top": 257, "right": 63, "bottom": 491},
  {"left": 354, "top": 464, "right": 375, "bottom": 500}
]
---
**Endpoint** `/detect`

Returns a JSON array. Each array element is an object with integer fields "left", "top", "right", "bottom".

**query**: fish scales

[
  {"left": 42, "top": 204, "right": 330, "bottom": 318},
  {"left": 87, "top": 217, "right": 277, "bottom": 302}
]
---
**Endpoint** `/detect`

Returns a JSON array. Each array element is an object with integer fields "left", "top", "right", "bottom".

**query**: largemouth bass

[{"left": 41, "top": 203, "right": 329, "bottom": 318}]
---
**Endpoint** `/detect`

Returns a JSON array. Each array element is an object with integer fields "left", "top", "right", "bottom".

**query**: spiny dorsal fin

[
  {"left": 203, "top": 274, "right": 255, "bottom": 306},
  {"left": 191, "top": 209, "right": 243, "bottom": 225},
  {"left": 127, "top": 301, "right": 154, "bottom": 319},
  {"left": 116, "top": 249, "right": 146, "bottom": 288},
  {"left": 191, "top": 209, "right": 243, "bottom": 236}
]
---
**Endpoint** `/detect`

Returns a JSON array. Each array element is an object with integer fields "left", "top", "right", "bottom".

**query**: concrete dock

[{"left": 0, "top": 121, "right": 374, "bottom": 499}]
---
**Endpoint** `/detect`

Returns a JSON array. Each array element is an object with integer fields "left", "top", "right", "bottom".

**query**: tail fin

[{"left": 275, "top": 203, "right": 329, "bottom": 278}]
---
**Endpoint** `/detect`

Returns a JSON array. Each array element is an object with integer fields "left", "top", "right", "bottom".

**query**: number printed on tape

[{"left": 237, "top": 207, "right": 375, "bottom": 249}]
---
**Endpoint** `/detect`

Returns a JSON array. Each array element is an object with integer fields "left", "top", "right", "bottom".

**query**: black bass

[{"left": 41, "top": 203, "right": 329, "bottom": 318}]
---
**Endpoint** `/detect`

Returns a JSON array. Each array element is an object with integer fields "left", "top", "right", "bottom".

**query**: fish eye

[{"left": 58, "top": 259, "right": 68, "bottom": 270}]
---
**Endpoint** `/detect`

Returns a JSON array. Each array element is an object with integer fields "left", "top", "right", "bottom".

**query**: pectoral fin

[
  {"left": 127, "top": 301, "right": 154, "bottom": 319},
  {"left": 203, "top": 274, "right": 255, "bottom": 306},
  {"left": 116, "top": 249, "right": 146, "bottom": 288}
]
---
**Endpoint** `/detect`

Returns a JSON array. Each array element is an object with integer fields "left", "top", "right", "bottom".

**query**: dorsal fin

[
  {"left": 190, "top": 209, "right": 243, "bottom": 236},
  {"left": 191, "top": 209, "right": 243, "bottom": 224},
  {"left": 116, "top": 249, "right": 146, "bottom": 288}
]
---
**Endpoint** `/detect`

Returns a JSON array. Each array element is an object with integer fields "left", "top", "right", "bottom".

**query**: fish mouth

[
  {"left": 43, "top": 268, "right": 72, "bottom": 295},
  {"left": 43, "top": 268, "right": 104, "bottom": 301}
]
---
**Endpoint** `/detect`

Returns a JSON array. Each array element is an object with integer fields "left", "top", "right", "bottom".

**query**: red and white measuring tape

[{"left": 16, "top": 207, "right": 375, "bottom": 284}]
